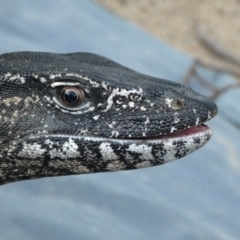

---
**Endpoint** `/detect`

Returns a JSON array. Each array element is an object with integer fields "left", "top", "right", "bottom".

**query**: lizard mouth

[
  {"left": 114, "top": 124, "right": 210, "bottom": 141},
  {"left": 24, "top": 123, "right": 212, "bottom": 165},
  {"left": 153, "top": 124, "right": 211, "bottom": 140},
  {"left": 29, "top": 124, "right": 211, "bottom": 142}
]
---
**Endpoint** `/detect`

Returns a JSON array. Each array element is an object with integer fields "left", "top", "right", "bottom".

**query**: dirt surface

[{"left": 95, "top": 0, "right": 240, "bottom": 75}]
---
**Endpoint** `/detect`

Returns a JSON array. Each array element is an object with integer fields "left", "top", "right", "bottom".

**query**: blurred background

[
  {"left": 96, "top": 0, "right": 240, "bottom": 84},
  {"left": 0, "top": 0, "right": 240, "bottom": 239}
]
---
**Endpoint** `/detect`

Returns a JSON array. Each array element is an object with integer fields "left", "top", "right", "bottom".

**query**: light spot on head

[
  {"left": 40, "top": 77, "right": 47, "bottom": 83},
  {"left": 170, "top": 127, "right": 177, "bottom": 133},
  {"left": 111, "top": 130, "right": 119, "bottom": 138},
  {"left": 93, "top": 115, "right": 100, "bottom": 120},
  {"left": 103, "top": 87, "right": 143, "bottom": 112},
  {"left": 174, "top": 117, "right": 180, "bottom": 123},
  {"left": 3, "top": 97, "right": 22, "bottom": 107},
  {"left": 107, "top": 121, "right": 116, "bottom": 128},
  {"left": 49, "top": 74, "right": 62, "bottom": 80},
  {"left": 4, "top": 72, "right": 11, "bottom": 78},
  {"left": 129, "top": 101, "right": 135, "bottom": 108},
  {"left": 195, "top": 117, "right": 200, "bottom": 126},
  {"left": 165, "top": 98, "right": 173, "bottom": 108},
  {"left": 207, "top": 111, "right": 212, "bottom": 120},
  {"left": 144, "top": 117, "right": 150, "bottom": 125}
]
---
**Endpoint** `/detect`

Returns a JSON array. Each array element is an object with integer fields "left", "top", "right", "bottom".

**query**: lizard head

[{"left": 0, "top": 52, "right": 218, "bottom": 184}]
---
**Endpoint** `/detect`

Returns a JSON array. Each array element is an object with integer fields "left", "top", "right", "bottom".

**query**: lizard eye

[{"left": 59, "top": 87, "right": 85, "bottom": 107}]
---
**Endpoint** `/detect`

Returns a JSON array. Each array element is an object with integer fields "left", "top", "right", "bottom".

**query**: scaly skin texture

[{"left": 0, "top": 51, "right": 218, "bottom": 185}]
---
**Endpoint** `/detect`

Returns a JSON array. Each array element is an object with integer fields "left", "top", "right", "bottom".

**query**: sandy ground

[{"left": 95, "top": 0, "right": 240, "bottom": 76}]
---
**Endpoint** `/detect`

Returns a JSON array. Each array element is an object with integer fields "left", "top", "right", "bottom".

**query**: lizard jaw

[{"left": 25, "top": 124, "right": 212, "bottom": 164}]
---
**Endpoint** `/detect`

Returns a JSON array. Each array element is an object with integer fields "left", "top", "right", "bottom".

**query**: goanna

[{"left": 0, "top": 51, "right": 218, "bottom": 185}]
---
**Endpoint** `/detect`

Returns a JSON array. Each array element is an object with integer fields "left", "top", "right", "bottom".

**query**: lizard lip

[
  {"left": 142, "top": 124, "right": 212, "bottom": 140},
  {"left": 29, "top": 124, "right": 211, "bottom": 142}
]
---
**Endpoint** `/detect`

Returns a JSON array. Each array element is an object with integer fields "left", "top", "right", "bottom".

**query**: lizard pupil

[
  {"left": 60, "top": 87, "right": 84, "bottom": 106},
  {"left": 64, "top": 90, "right": 78, "bottom": 104}
]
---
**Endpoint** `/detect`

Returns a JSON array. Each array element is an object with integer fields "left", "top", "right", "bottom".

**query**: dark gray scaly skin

[{"left": 0, "top": 51, "right": 218, "bottom": 185}]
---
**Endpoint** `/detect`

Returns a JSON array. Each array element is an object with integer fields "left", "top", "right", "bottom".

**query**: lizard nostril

[{"left": 170, "top": 100, "right": 184, "bottom": 110}]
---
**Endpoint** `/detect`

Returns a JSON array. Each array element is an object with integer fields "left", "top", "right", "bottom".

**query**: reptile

[{"left": 0, "top": 51, "right": 218, "bottom": 185}]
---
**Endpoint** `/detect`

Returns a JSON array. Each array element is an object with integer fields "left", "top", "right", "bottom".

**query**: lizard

[{"left": 0, "top": 51, "right": 218, "bottom": 185}]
